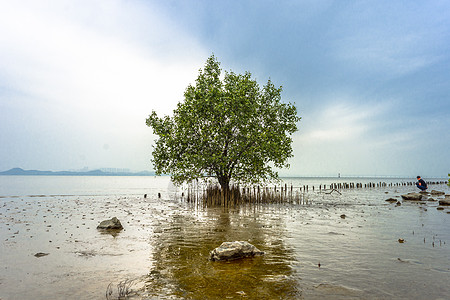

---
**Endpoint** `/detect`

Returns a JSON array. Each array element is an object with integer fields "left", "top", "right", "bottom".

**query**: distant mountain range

[{"left": 0, "top": 168, "right": 155, "bottom": 176}]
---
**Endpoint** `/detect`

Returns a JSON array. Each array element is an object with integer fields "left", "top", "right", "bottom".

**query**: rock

[
  {"left": 438, "top": 199, "right": 450, "bottom": 206},
  {"left": 437, "top": 207, "right": 444, "bottom": 211},
  {"left": 385, "top": 198, "right": 397, "bottom": 203},
  {"left": 210, "top": 241, "right": 264, "bottom": 261},
  {"left": 398, "top": 238, "right": 405, "bottom": 243},
  {"left": 97, "top": 217, "right": 123, "bottom": 230},
  {"left": 340, "top": 214, "right": 346, "bottom": 219},
  {"left": 430, "top": 190, "right": 445, "bottom": 196},
  {"left": 401, "top": 193, "right": 423, "bottom": 201},
  {"left": 34, "top": 252, "right": 49, "bottom": 258}
]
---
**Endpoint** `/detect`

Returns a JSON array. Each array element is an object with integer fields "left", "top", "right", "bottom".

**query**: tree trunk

[{"left": 218, "top": 175, "right": 230, "bottom": 199}]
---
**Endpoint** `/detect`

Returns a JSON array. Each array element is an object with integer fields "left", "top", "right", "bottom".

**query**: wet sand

[{"left": 1, "top": 181, "right": 449, "bottom": 299}]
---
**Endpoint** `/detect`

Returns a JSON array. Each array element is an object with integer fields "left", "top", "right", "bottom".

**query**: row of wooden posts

[
  {"left": 182, "top": 180, "right": 447, "bottom": 206},
  {"left": 302, "top": 180, "right": 447, "bottom": 191}
]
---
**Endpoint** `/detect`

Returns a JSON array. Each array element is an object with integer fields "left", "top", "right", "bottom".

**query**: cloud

[
  {"left": 0, "top": 0, "right": 209, "bottom": 170},
  {"left": 0, "top": 0, "right": 206, "bottom": 111},
  {"left": 305, "top": 105, "right": 370, "bottom": 142},
  {"left": 330, "top": 1, "right": 449, "bottom": 79},
  {"left": 286, "top": 94, "right": 430, "bottom": 176},
  {"left": 300, "top": 96, "right": 389, "bottom": 143},
  {"left": 1, "top": 0, "right": 449, "bottom": 177}
]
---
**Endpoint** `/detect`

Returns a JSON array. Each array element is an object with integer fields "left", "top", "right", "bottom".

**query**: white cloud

[
  {"left": 1, "top": 0, "right": 448, "bottom": 177},
  {"left": 335, "top": 33, "right": 438, "bottom": 77},
  {"left": 300, "top": 98, "right": 388, "bottom": 144},
  {"left": 287, "top": 97, "right": 407, "bottom": 176},
  {"left": 329, "top": 2, "right": 447, "bottom": 78},
  {"left": 0, "top": 0, "right": 209, "bottom": 171},
  {"left": 0, "top": 0, "right": 206, "bottom": 112}
]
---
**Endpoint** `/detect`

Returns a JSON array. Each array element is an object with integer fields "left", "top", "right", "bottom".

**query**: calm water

[{"left": 0, "top": 176, "right": 449, "bottom": 299}]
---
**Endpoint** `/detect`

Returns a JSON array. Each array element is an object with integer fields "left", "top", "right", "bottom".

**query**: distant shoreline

[
  {"left": 0, "top": 168, "right": 446, "bottom": 180},
  {"left": 0, "top": 167, "right": 156, "bottom": 176}
]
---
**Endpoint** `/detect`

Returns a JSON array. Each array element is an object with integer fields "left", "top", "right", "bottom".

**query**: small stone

[
  {"left": 34, "top": 252, "right": 49, "bottom": 258},
  {"left": 340, "top": 214, "right": 346, "bottom": 219},
  {"left": 97, "top": 217, "right": 123, "bottom": 230},
  {"left": 398, "top": 239, "right": 405, "bottom": 243},
  {"left": 385, "top": 198, "right": 397, "bottom": 203}
]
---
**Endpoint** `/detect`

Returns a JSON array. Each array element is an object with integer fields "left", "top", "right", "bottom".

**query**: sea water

[{"left": 0, "top": 176, "right": 449, "bottom": 299}]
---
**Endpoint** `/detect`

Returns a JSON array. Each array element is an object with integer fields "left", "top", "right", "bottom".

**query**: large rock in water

[
  {"left": 430, "top": 190, "right": 445, "bottom": 196},
  {"left": 97, "top": 217, "right": 123, "bottom": 230},
  {"left": 439, "top": 198, "right": 450, "bottom": 206},
  {"left": 401, "top": 193, "right": 423, "bottom": 201},
  {"left": 210, "top": 241, "right": 264, "bottom": 261}
]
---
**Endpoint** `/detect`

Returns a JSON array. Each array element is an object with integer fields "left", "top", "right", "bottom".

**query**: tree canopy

[{"left": 146, "top": 55, "right": 301, "bottom": 192}]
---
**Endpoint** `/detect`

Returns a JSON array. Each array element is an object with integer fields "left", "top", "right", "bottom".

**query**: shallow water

[{"left": 0, "top": 176, "right": 449, "bottom": 299}]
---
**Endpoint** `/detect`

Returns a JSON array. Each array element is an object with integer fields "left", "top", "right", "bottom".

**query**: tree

[{"left": 146, "top": 55, "right": 301, "bottom": 194}]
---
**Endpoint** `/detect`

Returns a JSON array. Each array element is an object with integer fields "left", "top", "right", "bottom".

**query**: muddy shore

[{"left": 1, "top": 178, "right": 449, "bottom": 299}]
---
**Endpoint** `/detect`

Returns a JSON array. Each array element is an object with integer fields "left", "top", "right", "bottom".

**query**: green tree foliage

[{"left": 146, "top": 55, "right": 301, "bottom": 192}]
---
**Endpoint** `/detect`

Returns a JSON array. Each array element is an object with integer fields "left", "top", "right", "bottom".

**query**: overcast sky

[{"left": 1, "top": 0, "right": 449, "bottom": 177}]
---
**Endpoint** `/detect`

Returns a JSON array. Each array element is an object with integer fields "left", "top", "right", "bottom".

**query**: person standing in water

[{"left": 416, "top": 176, "right": 428, "bottom": 191}]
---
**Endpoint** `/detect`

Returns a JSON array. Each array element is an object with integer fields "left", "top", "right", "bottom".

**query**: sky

[{"left": 1, "top": 0, "right": 449, "bottom": 178}]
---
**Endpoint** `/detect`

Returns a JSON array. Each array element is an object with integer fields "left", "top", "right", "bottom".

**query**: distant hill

[{"left": 0, "top": 168, "right": 155, "bottom": 176}]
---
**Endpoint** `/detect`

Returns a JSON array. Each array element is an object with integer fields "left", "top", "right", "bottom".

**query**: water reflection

[{"left": 144, "top": 205, "right": 302, "bottom": 299}]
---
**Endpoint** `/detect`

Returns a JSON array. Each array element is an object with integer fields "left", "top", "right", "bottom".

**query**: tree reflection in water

[{"left": 143, "top": 205, "right": 302, "bottom": 299}]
